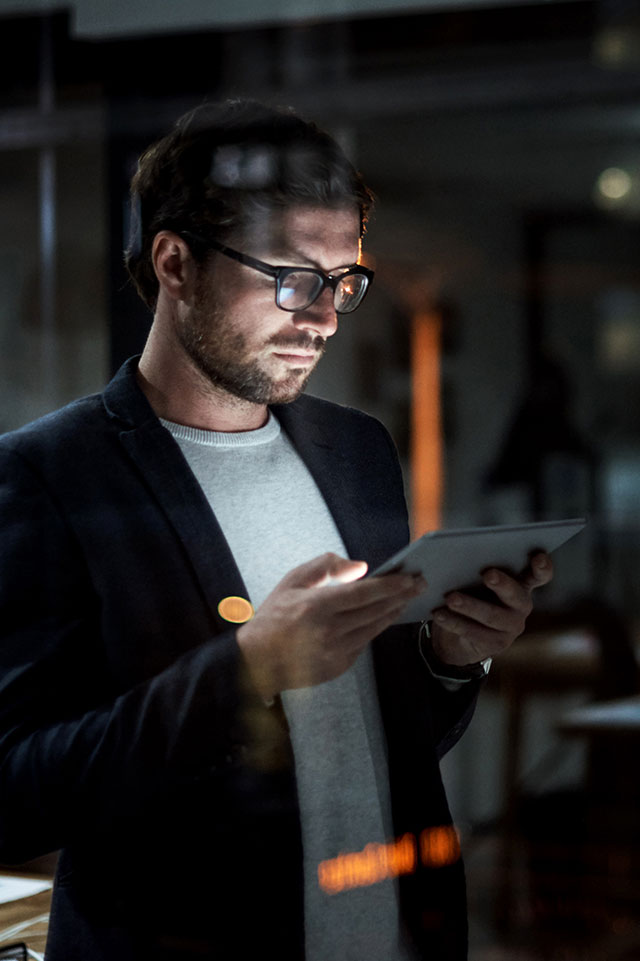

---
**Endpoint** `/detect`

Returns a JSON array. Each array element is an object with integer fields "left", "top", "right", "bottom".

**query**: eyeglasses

[{"left": 180, "top": 231, "right": 374, "bottom": 314}]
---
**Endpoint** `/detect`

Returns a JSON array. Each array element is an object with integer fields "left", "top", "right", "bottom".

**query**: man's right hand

[{"left": 236, "top": 552, "right": 425, "bottom": 700}]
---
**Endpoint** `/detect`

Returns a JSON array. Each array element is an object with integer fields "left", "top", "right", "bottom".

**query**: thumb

[{"left": 287, "top": 552, "right": 368, "bottom": 589}]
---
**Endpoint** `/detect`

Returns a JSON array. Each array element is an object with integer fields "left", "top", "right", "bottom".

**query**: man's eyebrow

[
  {"left": 267, "top": 245, "right": 319, "bottom": 266},
  {"left": 265, "top": 241, "right": 360, "bottom": 271}
]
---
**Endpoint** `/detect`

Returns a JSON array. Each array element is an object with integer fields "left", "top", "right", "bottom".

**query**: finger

[
  {"left": 327, "top": 571, "right": 426, "bottom": 614},
  {"left": 340, "top": 595, "right": 422, "bottom": 652},
  {"left": 521, "top": 551, "right": 554, "bottom": 590},
  {"left": 286, "top": 552, "right": 368, "bottom": 589},
  {"left": 481, "top": 569, "right": 533, "bottom": 613},
  {"left": 337, "top": 582, "right": 423, "bottom": 634},
  {"left": 319, "top": 563, "right": 369, "bottom": 587},
  {"left": 440, "top": 591, "right": 527, "bottom": 634}
]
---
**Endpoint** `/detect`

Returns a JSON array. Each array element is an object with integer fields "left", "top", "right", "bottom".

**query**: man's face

[{"left": 175, "top": 205, "right": 362, "bottom": 406}]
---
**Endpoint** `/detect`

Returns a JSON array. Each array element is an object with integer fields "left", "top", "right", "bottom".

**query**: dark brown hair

[{"left": 125, "top": 99, "right": 374, "bottom": 309}]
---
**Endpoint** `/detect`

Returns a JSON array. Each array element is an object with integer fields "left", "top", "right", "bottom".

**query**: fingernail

[
  {"left": 434, "top": 611, "right": 448, "bottom": 625},
  {"left": 486, "top": 571, "right": 500, "bottom": 586}
]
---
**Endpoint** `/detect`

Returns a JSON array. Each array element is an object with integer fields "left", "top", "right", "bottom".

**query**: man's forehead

[{"left": 240, "top": 204, "right": 361, "bottom": 260}]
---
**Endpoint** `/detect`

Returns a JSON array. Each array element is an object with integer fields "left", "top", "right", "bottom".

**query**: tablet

[{"left": 372, "top": 517, "right": 586, "bottom": 624}]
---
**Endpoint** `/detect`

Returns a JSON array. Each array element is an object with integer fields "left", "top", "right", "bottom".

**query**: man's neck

[{"left": 137, "top": 341, "right": 268, "bottom": 434}]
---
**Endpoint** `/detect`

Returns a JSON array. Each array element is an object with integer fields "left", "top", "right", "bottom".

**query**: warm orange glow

[
  {"left": 318, "top": 825, "right": 461, "bottom": 895},
  {"left": 318, "top": 834, "right": 417, "bottom": 894},
  {"left": 411, "top": 309, "right": 443, "bottom": 536},
  {"left": 218, "top": 596, "right": 254, "bottom": 623},
  {"left": 419, "top": 825, "right": 461, "bottom": 867}
]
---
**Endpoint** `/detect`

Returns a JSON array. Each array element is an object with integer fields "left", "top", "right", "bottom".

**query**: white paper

[{"left": 0, "top": 875, "right": 52, "bottom": 905}]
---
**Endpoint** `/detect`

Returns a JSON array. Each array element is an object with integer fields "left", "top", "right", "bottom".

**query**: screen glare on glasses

[{"left": 276, "top": 267, "right": 371, "bottom": 313}]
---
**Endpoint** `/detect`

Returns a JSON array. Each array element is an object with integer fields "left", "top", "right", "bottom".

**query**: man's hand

[
  {"left": 237, "top": 552, "right": 425, "bottom": 700},
  {"left": 430, "top": 552, "right": 553, "bottom": 668}
]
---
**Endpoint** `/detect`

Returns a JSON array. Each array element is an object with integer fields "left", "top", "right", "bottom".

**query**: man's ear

[{"left": 152, "top": 231, "right": 197, "bottom": 301}]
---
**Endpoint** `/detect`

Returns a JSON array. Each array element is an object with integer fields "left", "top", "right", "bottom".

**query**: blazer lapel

[
  {"left": 274, "top": 399, "right": 386, "bottom": 569},
  {"left": 102, "top": 359, "right": 249, "bottom": 631}
]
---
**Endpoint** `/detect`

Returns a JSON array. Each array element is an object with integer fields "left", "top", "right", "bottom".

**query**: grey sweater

[{"left": 162, "top": 413, "right": 416, "bottom": 960}]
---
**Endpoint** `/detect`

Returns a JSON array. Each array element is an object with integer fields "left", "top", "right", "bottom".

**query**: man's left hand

[{"left": 430, "top": 552, "right": 553, "bottom": 668}]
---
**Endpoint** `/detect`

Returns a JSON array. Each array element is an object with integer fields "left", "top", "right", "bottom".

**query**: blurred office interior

[{"left": 1, "top": 0, "right": 640, "bottom": 957}]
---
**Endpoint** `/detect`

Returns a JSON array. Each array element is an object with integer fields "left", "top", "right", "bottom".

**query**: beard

[{"left": 175, "top": 278, "right": 326, "bottom": 406}]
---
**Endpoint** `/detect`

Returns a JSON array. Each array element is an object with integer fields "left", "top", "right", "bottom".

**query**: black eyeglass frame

[{"left": 179, "top": 230, "right": 374, "bottom": 314}]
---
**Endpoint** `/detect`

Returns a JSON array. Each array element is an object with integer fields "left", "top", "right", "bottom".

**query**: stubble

[{"left": 174, "top": 274, "right": 326, "bottom": 406}]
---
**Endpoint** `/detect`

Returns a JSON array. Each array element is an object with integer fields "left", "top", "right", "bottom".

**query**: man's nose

[{"left": 293, "top": 288, "right": 338, "bottom": 337}]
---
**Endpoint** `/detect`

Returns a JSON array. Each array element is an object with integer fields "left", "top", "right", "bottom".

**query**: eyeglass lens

[
  {"left": 334, "top": 273, "right": 369, "bottom": 313},
  {"left": 277, "top": 271, "right": 369, "bottom": 313}
]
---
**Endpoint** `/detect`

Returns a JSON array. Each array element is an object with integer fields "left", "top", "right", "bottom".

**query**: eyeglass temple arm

[
  {"left": 183, "top": 232, "right": 279, "bottom": 279},
  {"left": 180, "top": 230, "right": 372, "bottom": 286}
]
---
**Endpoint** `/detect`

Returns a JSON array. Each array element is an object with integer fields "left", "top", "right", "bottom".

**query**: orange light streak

[
  {"left": 318, "top": 833, "right": 416, "bottom": 895},
  {"left": 318, "top": 826, "right": 460, "bottom": 895},
  {"left": 411, "top": 309, "right": 443, "bottom": 536},
  {"left": 420, "top": 824, "right": 461, "bottom": 868}
]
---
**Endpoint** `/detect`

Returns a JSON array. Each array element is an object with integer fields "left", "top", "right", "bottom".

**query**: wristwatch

[{"left": 420, "top": 621, "right": 492, "bottom": 681}]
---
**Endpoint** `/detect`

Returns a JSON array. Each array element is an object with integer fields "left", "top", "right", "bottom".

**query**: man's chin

[
  {"left": 194, "top": 357, "right": 313, "bottom": 407},
  {"left": 264, "top": 368, "right": 315, "bottom": 404}
]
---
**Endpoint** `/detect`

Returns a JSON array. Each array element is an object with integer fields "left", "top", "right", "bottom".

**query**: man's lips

[
  {"left": 268, "top": 334, "right": 325, "bottom": 367},
  {"left": 271, "top": 350, "right": 318, "bottom": 366}
]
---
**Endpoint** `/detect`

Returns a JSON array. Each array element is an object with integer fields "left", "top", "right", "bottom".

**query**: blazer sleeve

[{"left": 0, "top": 446, "right": 270, "bottom": 863}]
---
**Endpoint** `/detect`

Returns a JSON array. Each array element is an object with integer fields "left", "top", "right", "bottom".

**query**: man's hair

[{"left": 125, "top": 99, "right": 374, "bottom": 309}]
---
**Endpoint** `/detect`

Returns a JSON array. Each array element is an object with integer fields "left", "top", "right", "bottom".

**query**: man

[{"left": 0, "top": 100, "right": 552, "bottom": 960}]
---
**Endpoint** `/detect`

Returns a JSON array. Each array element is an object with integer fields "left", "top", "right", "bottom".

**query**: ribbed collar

[{"left": 159, "top": 411, "right": 281, "bottom": 448}]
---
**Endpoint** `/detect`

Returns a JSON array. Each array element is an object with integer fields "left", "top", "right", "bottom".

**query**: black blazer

[{"left": 0, "top": 358, "right": 478, "bottom": 960}]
